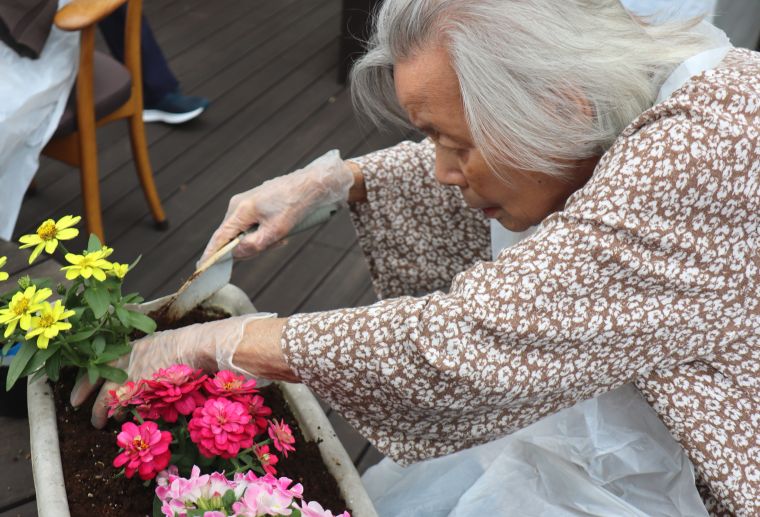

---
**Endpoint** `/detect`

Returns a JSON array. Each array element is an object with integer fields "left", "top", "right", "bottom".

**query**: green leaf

[
  {"left": 239, "top": 452, "right": 254, "bottom": 465},
  {"left": 87, "top": 364, "right": 99, "bottom": 385},
  {"left": 92, "top": 335, "right": 106, "bottom": 355},
  {"left": 2, "top": 341, "right": 13, "bottom": 356},
  {"left": 152, "top": 495, "right": 163, "bottom": 517},
  {"left": 6, "top": 343, "right": 37, "bottom": 391},
  {"left": 97, "top": 365, "right": 128, "bottom": 383},
  {"left": 66, "top": 328, "right": 97, "bottom": 343},
  {"left": 291, "top": 509, "right": 302, "bottom": 517},
  {"left": 115, "top": 306, "right": 131, "bottom": 327},
  {"left": 87, "top": 234, "right": 102, "bottom": 252},
  {"left": 122, "top": 293, "right": 144, "bottom": 304},
  {"left": 45, "top": 352, "right": 61, "bottom": 382},
  {"left": 84, "top": 285, "right": 110, "bottom": 319},
  {"left": 222, "top": 489, "right": 237, "bottom": 507},
  {"left": 20, "top": 346, "right": 58, "bottom": 378},
  {"left": 127, "top": 311, "right": 156, "bottom": 334}
]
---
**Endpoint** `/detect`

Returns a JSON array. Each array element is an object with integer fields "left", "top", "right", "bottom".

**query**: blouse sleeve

[
  {"left": 282, "top": 79, "right": 758, "bottom": 467},
  {"left": 348, "top": 139, "right": 490, "bottom": 299}
]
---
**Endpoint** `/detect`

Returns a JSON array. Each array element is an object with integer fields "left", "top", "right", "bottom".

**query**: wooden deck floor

[{"left": 2, "top": 0, "right": 403, "bottom": 512}]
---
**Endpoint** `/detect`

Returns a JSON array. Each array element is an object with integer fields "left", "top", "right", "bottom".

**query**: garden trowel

[{"left": 162, "top": 203, "right": 340, "bottom": 322}]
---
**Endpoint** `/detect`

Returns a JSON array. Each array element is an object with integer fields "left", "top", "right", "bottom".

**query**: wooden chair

[{"left": 43, "top": 0, "right": 167, "bottom": 242}]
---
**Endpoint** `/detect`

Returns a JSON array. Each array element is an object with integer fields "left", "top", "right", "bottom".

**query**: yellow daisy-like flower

[
  {"left": 19, "top": 215, "right": 81, "bottom": 264},
  {"left": 25, "top": 300, "right": 75, "bottom": 349},
  {"left": 61, "top": 249, "right": 113, "bottom": 281},
  {"left": 109, "top": 262, "right": 129, "bottom": 279},
  {"left": 0, "top": 256, "right": 8, "bottom": 282},
  {"left": 0, "top": 286, "right": 53, "bottom": 338}
]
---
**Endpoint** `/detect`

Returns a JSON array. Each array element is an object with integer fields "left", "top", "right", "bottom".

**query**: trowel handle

[{"left": 287, "top": 202, "right": 340, "bottom": 236}]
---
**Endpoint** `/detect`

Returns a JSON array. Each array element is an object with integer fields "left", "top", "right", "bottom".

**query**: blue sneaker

[{"left": 143, "top": 91, "right": 210, "bottom": 124}]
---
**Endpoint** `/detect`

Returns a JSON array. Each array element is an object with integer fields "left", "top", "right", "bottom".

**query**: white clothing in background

[{"left": 0, "top": 0, "right": 78, "bottom": 240}]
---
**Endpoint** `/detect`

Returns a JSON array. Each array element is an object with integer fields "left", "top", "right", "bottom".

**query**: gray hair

[{"left": 351, "top": 0, "right": 714, "bottom": 178}]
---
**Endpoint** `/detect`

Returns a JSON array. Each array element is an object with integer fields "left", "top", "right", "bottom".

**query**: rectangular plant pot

[{"left": 28, "top": 284, "right": 377, "bottom": 517}]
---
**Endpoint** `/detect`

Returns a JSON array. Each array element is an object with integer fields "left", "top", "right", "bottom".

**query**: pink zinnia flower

[
  {"left": 204, "top": 370, "right": 258, "bottom": 403},
  {"left": 113, "top": 421, "right": 172, "bottom": 480},
  {"left": 188, "top": 398, "right": 256, "bottom": 458},
  {"left": 254, "top": 444, "right": 279, "bottom": 476},
  {"left": 268, "top": 419, "right": 296, "bottom": 458},
  {"left": 106, "top": 380, "right": 145, "bottom": 418},
  {"left": 246, "top": 394, "right": 272, "bottom": 434},
  {"left": 295, "top": 500, "right": 351, "bottom": 517},
  {"left": 143, "top": 364, "right": 207, "bottom": 422}
]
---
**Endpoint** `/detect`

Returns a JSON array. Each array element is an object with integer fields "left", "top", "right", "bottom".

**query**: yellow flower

[
  {"left": 110, "top": 262, "right": 129, "bottom": 279},
  {"left": 0, "top": 286, "right": 52, "bottom": 338},
  {"left": 25, "top": 300, "right": 75, "bottom": 349},
  {"left": 0, "top": 256, "right": 8, "bottom": 282},
  {"left": 19, "top": 215, "right": 81, "bottom": 264},
  {"left": 61, "top": 248, "right": 113, "bottom": 281}
]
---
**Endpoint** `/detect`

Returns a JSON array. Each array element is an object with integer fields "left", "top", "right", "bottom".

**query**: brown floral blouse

[{"left": 282, "top": 49, "right": 759, "bottom": 516}]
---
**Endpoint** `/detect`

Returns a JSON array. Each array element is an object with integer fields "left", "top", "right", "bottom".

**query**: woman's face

[{"left": 394, "top": 46, "right": 596, "bottom": 231}]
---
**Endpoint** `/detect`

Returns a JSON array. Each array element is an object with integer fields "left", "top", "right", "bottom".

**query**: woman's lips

[{"left": 482, "top": 207, "right": 500, "bottom": 218}]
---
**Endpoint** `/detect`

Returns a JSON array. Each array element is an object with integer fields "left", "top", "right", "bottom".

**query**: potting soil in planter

[{"left": 52, "top": 306, "right": 349, "bottom": 517}]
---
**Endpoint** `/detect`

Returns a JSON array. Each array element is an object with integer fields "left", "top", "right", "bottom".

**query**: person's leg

[
  {"left": 98, "top": 6, "right": 179, "bottom": 106},
  {"left": 99, "top": 7, "right": 208, "bottom": 124}
]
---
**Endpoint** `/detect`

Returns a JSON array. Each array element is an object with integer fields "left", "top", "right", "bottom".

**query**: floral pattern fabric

[{"left": 282, "top": 49, "right": 759, "bottom": 515}]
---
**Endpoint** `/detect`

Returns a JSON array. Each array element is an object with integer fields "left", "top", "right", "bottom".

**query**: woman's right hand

[{"left": 200, "top": 150, "right": 355, "bottom": 262}]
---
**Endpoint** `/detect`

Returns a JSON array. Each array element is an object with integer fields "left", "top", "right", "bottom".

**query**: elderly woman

[{"left": 74, "top": 0, "right": 758, "bottom": 514}]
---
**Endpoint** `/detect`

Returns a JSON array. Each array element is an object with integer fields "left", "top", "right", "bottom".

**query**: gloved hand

[
  {"left": 70, "top": 313, "right": 275, "bottom": 428},
  {"left": 200, "top": 150, "right": 354, "bottom": 262}
]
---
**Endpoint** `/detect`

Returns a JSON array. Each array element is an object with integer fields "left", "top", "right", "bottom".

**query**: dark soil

[{"left": 53, "top": 306, "right": 349, "bottom": 517}]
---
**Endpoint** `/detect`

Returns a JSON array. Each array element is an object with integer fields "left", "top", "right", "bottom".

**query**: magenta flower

[
  {"left": 144, "top": 364, "right": 207, "bottom": 422},
  {"left": 204, "top": 370, "right": 259, "bottom": 403},
  {"left": 268, "top": 419, "right": 296, "bottom": 458},
  {"left": 113, "top": 421, "right": 172, "bottom": 480},
  {"left": 188, "top": 398, "right": 256, "bottom": 458},
  {"left": 254, "top": 444, "right": 279, "bottom": 476},
  {"left": 106, "top": 380, "right": 145, "bottom": 418},
  {"left": 246, "top": 394, "right": 272, "bottom": 434}
]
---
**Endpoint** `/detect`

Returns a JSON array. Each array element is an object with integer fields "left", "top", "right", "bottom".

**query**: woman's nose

[{"left": 434, "top": 146, "right": 467, "bottom": 188}]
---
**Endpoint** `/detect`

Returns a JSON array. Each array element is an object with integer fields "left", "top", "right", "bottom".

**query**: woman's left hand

[{"left": 70, "top": 313, "right": 291, "bottom": 428}]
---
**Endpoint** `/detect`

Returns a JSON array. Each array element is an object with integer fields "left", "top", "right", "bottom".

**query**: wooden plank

[
  {"left": 298, "top": 247, "right": 372, "bottom": 313},
  {"left": 0, "top": 417, "right": 34, "bottom": 511},
  {"left": 18, "top": 2, "right": 340, "bottom": 235},
  {"left": 355, "top": 444, "right": 385, "bottom": 474},
  {"left": 121, "top": 67, "right": 350, "bottom": 298},
  {"left": 327, "top": 411, "right": 370, "bottom": 464},
  {"left": 1, "top": 499, "right": 38, "bottom": 517}
]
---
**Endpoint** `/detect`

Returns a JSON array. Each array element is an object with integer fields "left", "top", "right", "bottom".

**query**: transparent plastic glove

[
  {"left": 200, "top": 150, "right": 354, "bottom": 262},
  {"left": 70, "top": 312, "right": 275, "bottom": 428}
]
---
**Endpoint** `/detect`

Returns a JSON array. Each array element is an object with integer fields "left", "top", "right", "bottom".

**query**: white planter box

[{"left": 28, "top": 284, "right": 377, "bottom": 517}]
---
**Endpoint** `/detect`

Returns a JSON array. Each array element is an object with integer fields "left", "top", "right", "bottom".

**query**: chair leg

[
  {"left": 127, "top": 114, "right": 168, "bottom": 230},
  {"left": 79, "top": 132, "right": 105, "bottom": 243}
]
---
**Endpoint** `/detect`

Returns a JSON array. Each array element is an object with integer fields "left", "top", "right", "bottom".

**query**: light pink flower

[
  {"left": 155, "top": 466, "right": 237, "bottom": 517},
  {"left": 231, "top": 480, "right": 294, "bottom": 516},
  {"left": 113, "top": 421, "right": 172, "bottom": 480},
  {"left": 204, "top": 370, "right": 258, "bottom": 403},
  {"left": 106, "top": 380, "right": 145, "bottom": 418},
  {"left": 268, "top": 419, "right": 296, "bottom": 458},
  {"left": 144, "top": 364, "right": 207, "bottom": 422},
  {"left": 294, "top": 500, "right": 351, "bottom": 517},
  {"left": 188, "top": 398, "right": 256, "bottom": 458}
]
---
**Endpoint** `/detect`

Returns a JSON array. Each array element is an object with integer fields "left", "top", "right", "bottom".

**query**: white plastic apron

[
  {"left": 0, "top": 0, "right": 79, "bottom": 240},
  {"left": 362, "top": 23, "right": 731, "bottom": 517}
]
